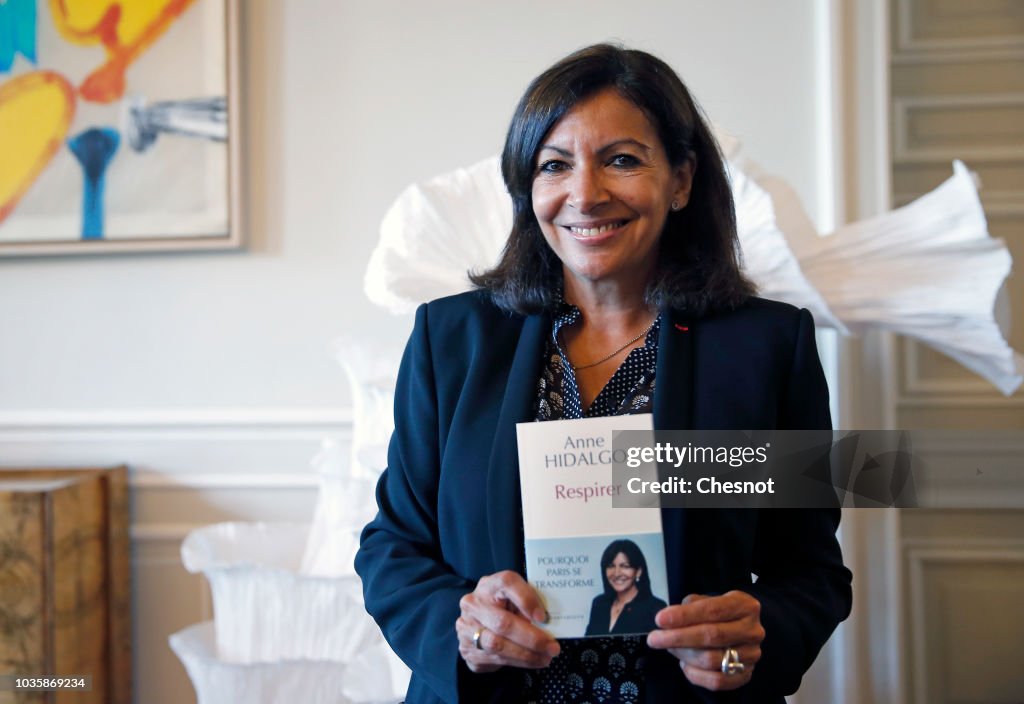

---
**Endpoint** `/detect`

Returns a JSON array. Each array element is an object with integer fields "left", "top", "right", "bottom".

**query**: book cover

[{"left": 516, "top": 414, "right": 668, "bottom": 638}]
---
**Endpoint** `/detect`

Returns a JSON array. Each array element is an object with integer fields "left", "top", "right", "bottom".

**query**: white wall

[
  {"left": 0, "top": 0, "right": 826, "bottom": 414},
  {"left": 0, "top": 1, "right": 833, "bottom": 702}
]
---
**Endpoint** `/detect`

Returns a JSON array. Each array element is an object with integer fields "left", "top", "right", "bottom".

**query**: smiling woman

[
  {"left": 585, "top": 539, "right": 668, "bottom": 637},
  {"left": 356, "top": 43, "right": 851, "bottom": 704},
  {"left": 531, "top": 89, "right": 692, "bottom": 304},
  {"left": 473, "top": 44, "right": 753, "bottom": 320}
]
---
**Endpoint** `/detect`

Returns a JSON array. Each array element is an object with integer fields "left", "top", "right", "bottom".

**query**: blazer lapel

[
  {"left": 654, "top": 307, "right": 694, "bottom": 430},
  {"left": 654, "top": 307, "right": 694, "bottom": 602},
  {"left": 486, "top": 312, "right": 548, "bottom": 573}
]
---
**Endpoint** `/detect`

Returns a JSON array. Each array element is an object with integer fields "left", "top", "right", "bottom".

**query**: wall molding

[
  {"left": 0, "top": 406, "right": 353, "bottom": 431},
  {"left": 872, "top": 432, "right": 1024, "bottom": 508},
  {"left": 903, "top": 536, "right": 1024, "bottom": 550},
  {"left": 0, "top": 406, "right": 354, "bottom": 478},
  {"left": 906, "top": 544, "right": 1024, "bottom": 703},
  {"left": 132, "top": 522, "right": 213, "bottom": 542},
  {"left": 899, "top": 339, "right": 1002, "bottom": 396},
  {"left": 906, "top": 431, "right": 1024, "bottom": 454},
  {"left": 897, "top": 394, "right": 1024, "bottom": 408},
  {"left": 131, "top": 471, "right": 322, "bottom": 489},
  {"left": 893, "top": 190, "right": 1024, "bottom": 217},
  {"left": 895, "top": 1, "right": 1024, "bottom": 55},
  {"left": 895, "top": 36, "right": 1024, "bottom": 55},
  {"left": 893, "top": 92, "right": 1024, "bottom": 163},
  {"left": 898, "top": 336, "right": 1024, "bottom": 403},
  {"left": 978, "top": 191, "right": 1024, "bottom": 218},
  {"left": 892, "top": 46, "right": 1024, "bottom": 65}
]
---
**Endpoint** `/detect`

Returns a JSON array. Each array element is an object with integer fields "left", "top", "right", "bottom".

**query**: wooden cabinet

[{"left": 0, "top": 467, "right": 131, "bottom": 704}]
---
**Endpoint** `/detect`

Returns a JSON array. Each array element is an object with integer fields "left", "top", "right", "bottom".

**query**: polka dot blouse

[{"left": 524, "top": 301, "right": 658, "bottom": 704}]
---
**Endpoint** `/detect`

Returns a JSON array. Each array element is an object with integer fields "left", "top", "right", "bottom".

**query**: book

[{"left": 516, "top": 414, "right": 668, "bottom": 638}]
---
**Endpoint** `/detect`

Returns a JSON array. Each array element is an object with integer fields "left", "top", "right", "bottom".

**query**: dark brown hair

[
  {"left": 599, "top": 539, "right": 655, "bottom": 599},
  {"left": 470, "top": 43, "right": 755, "bottom": 315}
]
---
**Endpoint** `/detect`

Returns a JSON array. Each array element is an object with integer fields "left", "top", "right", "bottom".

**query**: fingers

[
  {"left": 457, "top": 571, "right": 560, "bottom": 672},
  {"left": 650, "top": 591, "right": 763, "bottom": 650},
  {"left": 456, "top": 616, "right": 556, "bottom": 671},
  {"left": 460, "top": 572, "right": 557, "bottom": 652},
  {"left": 669, "top": 644, "right": 762, "bottom": 672},
  {"left": 671, "top": 644, "right": 759, "bottom": 691},
  {"left": 680, "top": 658, "right": 755, "bottom": 691},
  {"left": 647, "top": 616, "right": 763, "bottom": 651},
  {"left": 655, "top": 590, "right": 760, "bottom": 630},
  {"left": 475, "top": 570, "right": 548, "bottom": 623},
  {"left": 647, "top": 591, "right": 764, "bottom": 692},
  {"left": 471, "top": 601, "right": 559, "bottom": 658}
]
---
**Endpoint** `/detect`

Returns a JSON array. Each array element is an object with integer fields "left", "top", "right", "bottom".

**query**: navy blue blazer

[
  {"left": 355, "top": 290, "right": 852, "bottom": 704},
  {"left": 585, "top": 592, "right": 668, "bottom": 637}
]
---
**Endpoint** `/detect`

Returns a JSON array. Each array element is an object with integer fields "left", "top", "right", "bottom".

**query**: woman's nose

[{"left": 567, "top": 165, "right": 609, "bottom": 212}]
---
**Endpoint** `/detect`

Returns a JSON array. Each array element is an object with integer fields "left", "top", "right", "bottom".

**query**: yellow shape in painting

[
  {"left": 48, "top": 0, "right": 115, "bottom": 41},
  {"left": 0, "top": 72, "right": 76, "bottom": 225},
  {"left": 52, "top": 0, "right": 169, "bottom": 48},
  {"left": 49, "top": 0, "right": 199, "bottom": 103}
]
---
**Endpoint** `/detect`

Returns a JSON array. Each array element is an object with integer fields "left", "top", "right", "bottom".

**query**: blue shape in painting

[
  {"left": 0, "top": 0, "right": 37, "bottom": 72},
  {"left": 67, "top": 128, "right": 121, "bottom": 240}
]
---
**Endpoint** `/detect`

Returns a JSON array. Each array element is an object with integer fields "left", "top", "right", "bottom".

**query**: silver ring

[
  {"left": 473, "top": 627, "right": 486, "bottom": 651},
  {"left": 721, "top": 647, "right": 745, "bottom": 675}
]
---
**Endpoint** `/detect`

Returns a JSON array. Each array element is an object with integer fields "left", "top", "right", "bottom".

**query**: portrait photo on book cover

[{"left": 585, "top": 537, "right": 668, "bottom": 637}]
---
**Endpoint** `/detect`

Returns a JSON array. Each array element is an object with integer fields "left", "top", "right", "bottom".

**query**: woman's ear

[
  {"left": 672, "top": 154, "right": 696, "bottom": 209},
  {"left": 635, "top": 567, "right": 644, "bottom": 584}
]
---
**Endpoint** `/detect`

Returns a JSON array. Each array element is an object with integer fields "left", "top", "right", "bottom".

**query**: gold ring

[{"left": 473, "top": 627, "right": 486, "bottom": 651}]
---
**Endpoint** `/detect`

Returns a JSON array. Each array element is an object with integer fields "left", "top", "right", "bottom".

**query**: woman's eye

[
  {"left": 538, "top": 159, "right": 568, "bottom": 174},
  {"left": 610, "top": 154, "right": 640, "bottom": 167}
]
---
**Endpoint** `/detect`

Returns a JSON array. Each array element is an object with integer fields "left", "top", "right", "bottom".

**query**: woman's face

[
  {"left": 531, "top": 88, "right": 693, "bottom": 296},
  {"left": 605, "top": 551, "right": 642, "bottom": 594}
]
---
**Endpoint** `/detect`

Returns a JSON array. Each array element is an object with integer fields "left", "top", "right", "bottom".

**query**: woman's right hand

[{"left": 456, "top": 570, "right": 561, "bottom": 673}]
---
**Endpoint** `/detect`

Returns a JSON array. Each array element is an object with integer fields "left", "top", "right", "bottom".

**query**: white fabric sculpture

[
  {"left": 300, "top": 339, "right": 400, "bottom": 577},
  {"left": 365, "top": 147, "right": 1022, "bottom": 395}
]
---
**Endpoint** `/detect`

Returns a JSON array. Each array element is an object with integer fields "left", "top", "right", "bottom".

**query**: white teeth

[{"left": 569, "top": 221, "right": 622, "bottom": 237}]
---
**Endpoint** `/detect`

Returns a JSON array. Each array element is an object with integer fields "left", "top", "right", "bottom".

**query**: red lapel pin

[{"left": 674, "top": 324, "right": 689, "bottom": 332}]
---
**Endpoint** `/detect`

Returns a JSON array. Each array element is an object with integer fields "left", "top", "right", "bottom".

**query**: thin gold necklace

[{"left": 564, "top": 317, "right": 658, "bottom": 371}]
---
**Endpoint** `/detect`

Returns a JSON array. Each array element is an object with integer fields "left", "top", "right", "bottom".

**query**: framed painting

[{"left": 0, "top": 0, "right": 242, "bottom": 256}]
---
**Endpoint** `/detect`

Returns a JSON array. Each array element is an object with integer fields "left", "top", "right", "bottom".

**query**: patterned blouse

[{"left": 524, "top": 301, "right": 659, "bottom": 704}]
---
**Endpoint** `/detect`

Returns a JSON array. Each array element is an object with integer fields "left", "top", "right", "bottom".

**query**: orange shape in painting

[
  {"left": 49, "top": 0, "right": 198, "bottom": 103},
  {"left": 0, "top": 71, "right": 76, "bottom": 225}
]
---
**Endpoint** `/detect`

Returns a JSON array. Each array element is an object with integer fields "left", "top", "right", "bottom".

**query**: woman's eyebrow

[
  {"left": 598, "top": 139, "right": 651, "bottom": 154},
  {"left": 538, "top": 139, "right": 652, "bottom": 156},
  {"left": 538, "top": 144, "right": 572, "bottom": 156}
]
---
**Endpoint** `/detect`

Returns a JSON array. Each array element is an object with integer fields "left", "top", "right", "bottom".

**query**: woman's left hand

[{"left": 646, "top": 591, "right": 764, "bottom": 691}]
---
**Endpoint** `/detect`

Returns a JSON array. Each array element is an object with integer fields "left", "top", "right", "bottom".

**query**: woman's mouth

[{"left": 564, "top": 220, "right": 629, "bottom": 242}]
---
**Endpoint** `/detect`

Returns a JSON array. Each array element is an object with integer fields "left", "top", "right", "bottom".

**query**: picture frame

[{"left": 0, "top": 0, "right": 243, "bottom": 256}]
